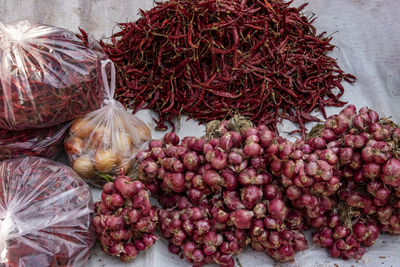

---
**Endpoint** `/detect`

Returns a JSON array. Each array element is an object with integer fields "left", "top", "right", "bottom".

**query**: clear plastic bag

[
  {"left": 0, "top": 20, "right": 107, "bottom": 130},
  {"left": 0, "top": 157, "right": 95, "bottom": 267},
  {"left": 64, "top": 59, "right": 151, "bottom": 187},
  {"left": 0, "top": 121, "right": 71, "bottom": 161}
]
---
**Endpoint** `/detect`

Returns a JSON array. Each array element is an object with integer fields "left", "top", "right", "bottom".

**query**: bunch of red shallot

[
  {"left": 265, "top": 104, "right": 400, "bottom": 260},
  {"left": 93, "top": 175, "right": 158, "bottom": 261},
  {"left": 312, "top": 211, "right": 380, "bottom": 260},
  {"left": 96, "top": 104, "right": 400, "bottom": 264},
  {"left": 136, "top": 127, "right": 308, "bottom": 265},
  {"left": 158, "top": 200, "right": 250, "bottom": 267}
]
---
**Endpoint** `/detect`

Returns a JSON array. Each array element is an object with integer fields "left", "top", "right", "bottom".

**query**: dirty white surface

[{"left": 2, "top": 0, "right": 400, "bottom": 266}]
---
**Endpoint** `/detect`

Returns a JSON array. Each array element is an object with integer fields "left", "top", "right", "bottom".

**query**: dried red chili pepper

[
  {"left": 89, "top": 0, "right": 355, "bottom": 137},
  {"left": 0, "top": 122, "right": 71, "bottom": 161}
]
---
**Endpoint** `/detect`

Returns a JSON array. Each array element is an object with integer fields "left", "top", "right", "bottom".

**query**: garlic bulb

[
  {"left": 127, "top": 121, "right": 151, "bottom": 143},
  {"left": 136, "top": 124, "right": 151, "bottom": 142},
  {"left": 70, "top": 118, "right": 93, "bottom": 139},
  {"left": 91, "top": 125, "right": 112, "bottom": 148},
  {"left": 94, "top": 149, "right": 118, "bottom": 172},
  {"left": 72, "top": 155, "right": 94, "bottom": 178},
  {"left": 118, "top": 158, "right": 134, "bottom": 174},
  {"left": 113, "top": 132, "right": 132, "bottom": 153},
  {"left": 65, "top": 136, "right": 85, "bottom": 155}
]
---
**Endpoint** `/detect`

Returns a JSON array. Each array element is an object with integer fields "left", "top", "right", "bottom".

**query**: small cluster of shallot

[{"left": 93, "top": 175, "right": 158, "bottom": 261}]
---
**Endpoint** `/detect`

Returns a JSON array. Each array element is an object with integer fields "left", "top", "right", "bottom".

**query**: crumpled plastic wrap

[
  {"left": 0, "top": 20, "right": 107, "bottom": 130},
  {"left": 0, "top": 157, "right": 95, "bottom": 267}
]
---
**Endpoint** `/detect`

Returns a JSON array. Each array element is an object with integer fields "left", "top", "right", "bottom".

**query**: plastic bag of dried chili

[
  {"left": 64, "top": 59, "right": 151, "bottom": 187},
  {"left": 0, "top": 121, "right": 71, "bottom": 161},
  {"left": 0, "top": 20, "right": 107, "bottom": 130},
  {"left": 0, "top": 157, "right": 95, "bottom": 267}
]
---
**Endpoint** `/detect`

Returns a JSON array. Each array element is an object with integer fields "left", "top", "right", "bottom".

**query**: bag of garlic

[{"left": 64, "top": 59, "right": 151, "bottom": 187}]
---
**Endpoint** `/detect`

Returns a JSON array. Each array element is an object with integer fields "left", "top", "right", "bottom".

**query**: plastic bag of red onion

[
  {"left": 0, "top": 20, "right": 107, "bottom": 130},
  {"left": 0, "top": 157, "right": 95, "bottom": 267}
]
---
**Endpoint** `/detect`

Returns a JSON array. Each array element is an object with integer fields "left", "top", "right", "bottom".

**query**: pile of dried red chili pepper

[{"left": 100, "top": 0, "right": 355, "bottom": 136}]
